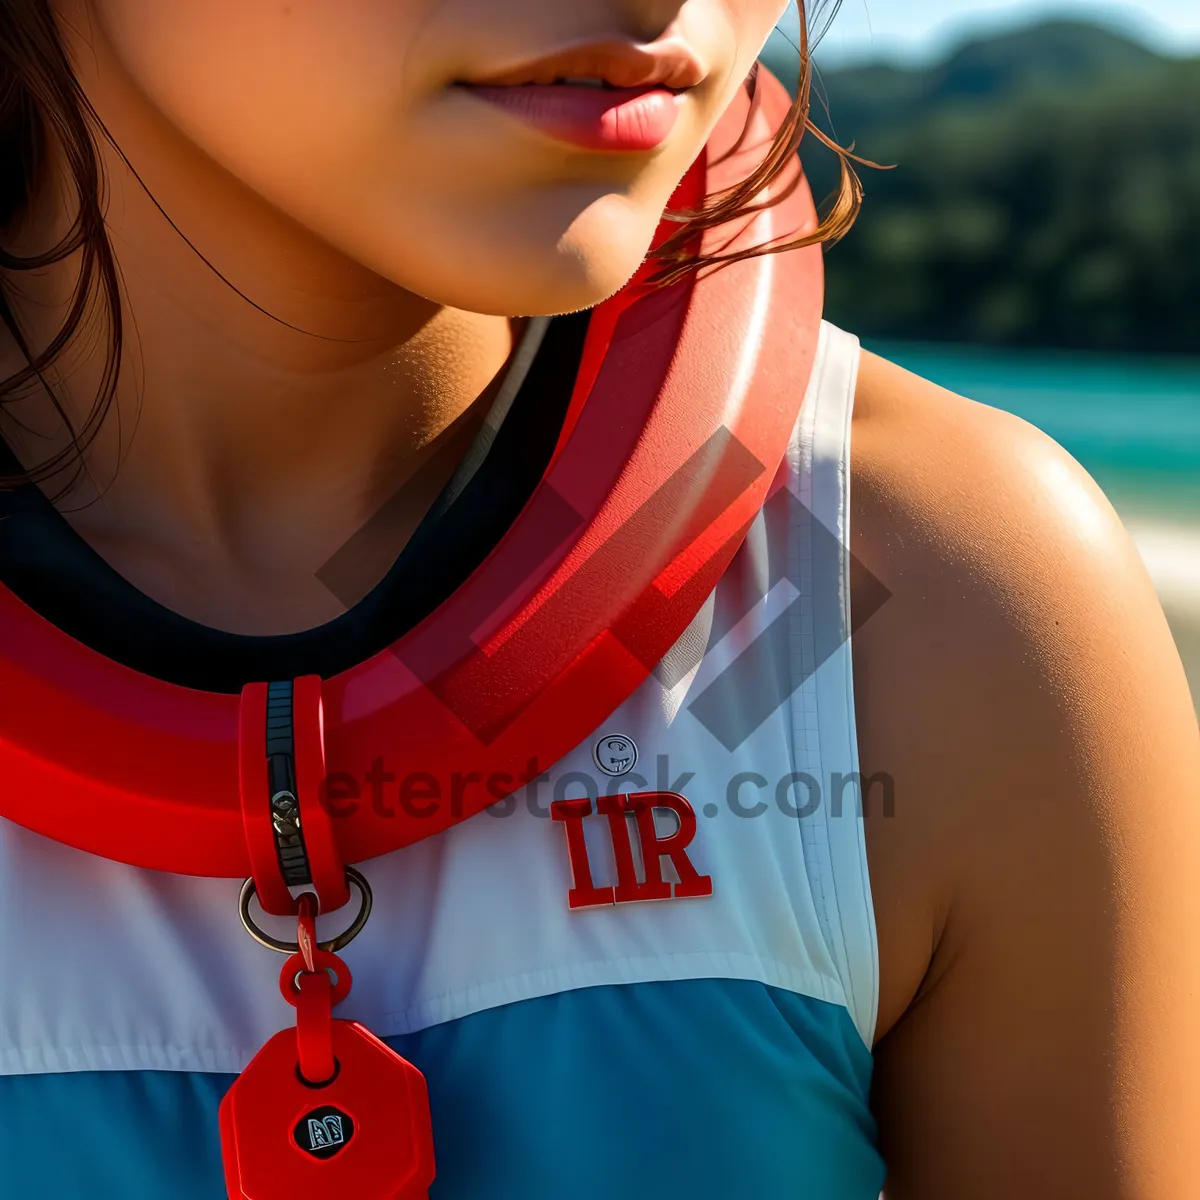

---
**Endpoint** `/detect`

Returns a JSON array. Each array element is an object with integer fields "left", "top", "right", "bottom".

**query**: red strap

[
  {"left": 295, "top": 969, "right": 336, "bottom": 1086},
  {"left": 281, "top": 944, "right": 353, "bottom": 1086},
  {"left": 297, "top": 892, "right": 318, "bottom": 972},
  {"left": 293, "top": 676, "right": 350, "bottom": 912}
]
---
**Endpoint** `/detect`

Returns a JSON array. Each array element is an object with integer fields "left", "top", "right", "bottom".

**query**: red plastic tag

[{"left": 220, "top": 950, "right": 435, "bottom": 1198}]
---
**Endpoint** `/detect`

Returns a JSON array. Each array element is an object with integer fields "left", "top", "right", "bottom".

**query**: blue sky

[{"left": 790, "top": 0, "right": 1200, "bottom": 64}]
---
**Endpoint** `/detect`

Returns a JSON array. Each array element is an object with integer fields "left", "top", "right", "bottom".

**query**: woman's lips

[{"left": 457, "top": 82, "right": 685, "bottom": 152}]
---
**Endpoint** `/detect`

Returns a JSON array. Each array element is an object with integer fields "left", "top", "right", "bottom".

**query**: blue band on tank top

[{"left": 0, "top": 979, "right": 884, "bottom": 1199}]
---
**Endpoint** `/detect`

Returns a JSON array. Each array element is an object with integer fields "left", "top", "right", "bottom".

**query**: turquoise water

[{"left": 867, "top": 340, "right": 1200, "bottom": 519}]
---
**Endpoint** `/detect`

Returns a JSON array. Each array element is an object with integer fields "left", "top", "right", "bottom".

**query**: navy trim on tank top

[{"left": 0, "top": 310, "right": 589, "bottom": 691}]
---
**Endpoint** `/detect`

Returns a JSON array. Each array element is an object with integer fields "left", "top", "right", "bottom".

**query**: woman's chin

[
  {"left": 368, "top": 196, "right": 667, "bottom": 316},
  {"left": 405, "top": 250, "right": 651, "bottom": 318},
  {"left": 453, "top": 272, "right": 639, "bottom": 318}
]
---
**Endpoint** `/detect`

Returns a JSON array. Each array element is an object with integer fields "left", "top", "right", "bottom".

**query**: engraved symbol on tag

[{"left": 295, "top": 1104, "right": 354, "bottom": 1159}]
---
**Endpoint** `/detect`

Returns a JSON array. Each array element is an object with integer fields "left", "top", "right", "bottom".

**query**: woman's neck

[{"left": 0, "top": 50, "right": 529, "bottom": 635}]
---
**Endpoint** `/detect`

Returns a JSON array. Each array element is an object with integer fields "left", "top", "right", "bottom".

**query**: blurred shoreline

[{"left": 1123, "top": 516, "right": 1200, "bottom": 712}]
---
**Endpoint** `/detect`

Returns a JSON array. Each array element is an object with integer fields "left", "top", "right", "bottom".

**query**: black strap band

[{"left": 265, "top": 680, "right": 313, "bottom": 888}]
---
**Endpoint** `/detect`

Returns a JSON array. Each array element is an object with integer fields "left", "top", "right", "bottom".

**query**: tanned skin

[
  {"left": 3, "top": 2, "right": 1200, "bottom": 1196},
  {"left": 853, "top": 351, "right": 1200, "bottom": 1198}
]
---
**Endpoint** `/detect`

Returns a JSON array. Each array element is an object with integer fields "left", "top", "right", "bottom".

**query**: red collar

[{"left": 0, "top": 70, "right": 823, "bottom": 904}]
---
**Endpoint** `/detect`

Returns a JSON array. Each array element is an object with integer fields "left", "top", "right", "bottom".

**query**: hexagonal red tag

[{"left": 220, "top": 1020, "right": 435, "bottom": 1198}]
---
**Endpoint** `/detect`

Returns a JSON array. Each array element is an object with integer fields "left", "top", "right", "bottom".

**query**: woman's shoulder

[
  {"left": 847, "top": 345, "right": 1171, "bottom": 707},
  {"left": 846, "top": 345, "right": 1200, "bottom": 997},
  {"left": 845, "top": 347, "right": 1167, "bottom": 718},
  {"left": 846, "top": 348, "right": 1200, "bottom": 1192},
  {"left": 849, "top": 345, "right": 1134, "bottom": 573}
]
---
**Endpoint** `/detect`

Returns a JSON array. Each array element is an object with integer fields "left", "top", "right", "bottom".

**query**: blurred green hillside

[{"left": 761, "top": 20, "right": 1200, "bottom": 353}]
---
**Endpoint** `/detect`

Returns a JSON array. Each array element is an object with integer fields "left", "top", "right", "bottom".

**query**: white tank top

[{"left": 0, "top": 320, "right": 877, "bottom": 1073}]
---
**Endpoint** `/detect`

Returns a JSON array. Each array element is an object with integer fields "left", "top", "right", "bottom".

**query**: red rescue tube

[{"left": 0, "top": 68, "right": 823, "bottom": 876}]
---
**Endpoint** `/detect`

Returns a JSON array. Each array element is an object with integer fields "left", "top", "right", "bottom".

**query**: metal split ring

[{"left": 238, "top": 865, "right": 373, "bottom": 955}]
